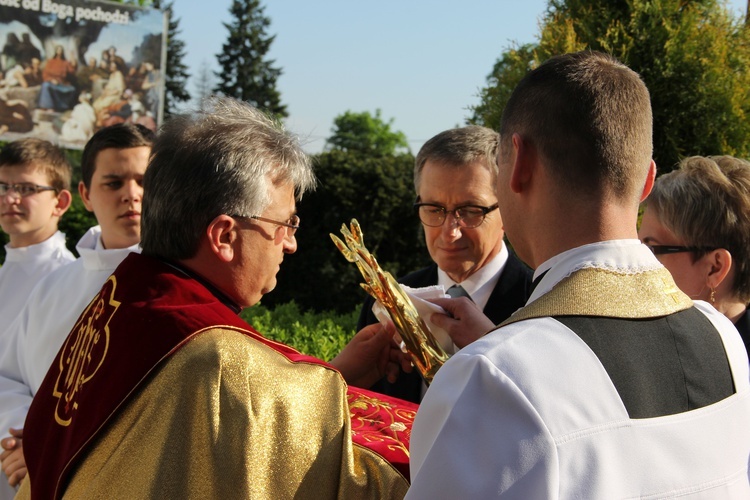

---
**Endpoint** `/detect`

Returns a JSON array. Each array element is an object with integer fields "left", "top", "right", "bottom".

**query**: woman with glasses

[{"left": 639, "top": 155, "right": 750, "bottom": 355}]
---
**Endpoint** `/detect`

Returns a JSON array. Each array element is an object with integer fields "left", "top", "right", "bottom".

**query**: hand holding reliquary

[{"left": 330, "top": 219, "right": 449, "bottom": 384}]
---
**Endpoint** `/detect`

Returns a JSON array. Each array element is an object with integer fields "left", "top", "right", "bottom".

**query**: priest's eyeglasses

[
  {"left": 0, "top": 182, "right": 57, "bottom": 198},
  {"left": 646, "top": 244, "right": 717, "bottom": 255},
  {"left": 232, "top": 214, "right": 300, "bottom": 243},
  {"left": 414, "top": 200, "right": 499, "bottom": 228}
]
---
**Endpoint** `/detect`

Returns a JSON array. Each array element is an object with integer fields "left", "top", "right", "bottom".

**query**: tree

[
  {"left": 214, "top": 0, "right": 287, "bottom": 118},
  {"left": 326, "top": 110, "right": 410, "bottom": 156},
  {"left": 152, "top": 0, "right": 191, "bottom": 116},
  {"left": 471, "top": 0, "right": 750, "bottom": 174},
  {"left": 193, "top": 60, "right": 215, "bottom": 109}
]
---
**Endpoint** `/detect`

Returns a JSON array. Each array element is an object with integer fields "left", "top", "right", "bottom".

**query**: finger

[
  {"left": 0, "top": 438, "right": 15, "bottom": 452},
  {"left": 8, "top": 428, "right": 22, "bottom": 439},
  {"left": 8, "top": 467, "right": 26, "bottom": 487},
  {"left": 368, "top": 326, "right": 391, "bottom": 351},
  {"left": 427, "top": 296, "right": 456, "bottom": 312},
  {"left": 430, "top": 311, "right": 459, "bottom": 330},
  {"left": 356, "top": 323, "right": 388, "bottom": 346},
  {"left": 384, "top": 361, "right": 400, "bottom": 384}
]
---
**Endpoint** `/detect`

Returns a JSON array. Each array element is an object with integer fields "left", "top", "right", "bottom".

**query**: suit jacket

[{"left": 357, "top": 250, "right": 533, "bottom": 403}]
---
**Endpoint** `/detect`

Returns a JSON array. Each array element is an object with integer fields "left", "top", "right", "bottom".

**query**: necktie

[
  {"left": 447, "top": 284, "right": 472, "bottom": 301},
  {"left": 529, "top": 270, "right": 549, "bottom": 294}
]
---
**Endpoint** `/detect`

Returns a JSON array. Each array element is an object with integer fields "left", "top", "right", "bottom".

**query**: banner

[{"left": 0, "top": 0, "right": 166, "bottom": 149}]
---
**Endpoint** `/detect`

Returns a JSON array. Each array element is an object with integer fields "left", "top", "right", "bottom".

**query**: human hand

[
  {"left": 331, "top": 323, "right": 411, "bottom": 388},
  {"left": 0, "top": 428, "right": 26, "bottom": 487},
  {"left": 428, "top": 297, "right": 496, "bottom": 349}
]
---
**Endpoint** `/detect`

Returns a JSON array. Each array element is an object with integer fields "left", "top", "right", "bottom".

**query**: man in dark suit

[{"left": 357, "top": 125, "right": 533, "bottom": 403}]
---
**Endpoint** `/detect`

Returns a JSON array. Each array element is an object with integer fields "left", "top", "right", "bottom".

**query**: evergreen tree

[
  {"left": 214, "top": 0, "right": 287, "bottom": 118},
  {"left": 152, "top": 0, "right": 191, "bottom": 116},
  {"left": 471, "top": 0, "right": 750, "bottom": 174},
  {"left": 193, "top": 60, "right": 215, "bottom": 110}
]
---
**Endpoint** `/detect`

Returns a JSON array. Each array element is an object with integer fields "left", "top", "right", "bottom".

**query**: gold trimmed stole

[{"left": 500, "top": 266, "right": 693, "bottom": 327}]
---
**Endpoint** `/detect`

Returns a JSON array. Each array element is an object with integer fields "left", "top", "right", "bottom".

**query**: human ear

[
  {"left": 509, "top": 133, "right": 533, "bottom": 194},
  {"left": 705, "top": 248, "right": 733, "bottom": 290},
  {"left": 78, "top": 181, "right": 93, "bottom": 212},
  {"left": 53, "top": 189, "right": 72, "bottom": 216},
  {"left": 206, "top": 215, "right": 237, "bottom": 263},
  {"left": 640, "top": 160, "right": 657, "bottom": 202}
]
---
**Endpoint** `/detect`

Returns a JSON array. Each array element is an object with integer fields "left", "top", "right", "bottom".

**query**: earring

[{"left": 710, "top": 287, "right": 716, "bottom": 304}]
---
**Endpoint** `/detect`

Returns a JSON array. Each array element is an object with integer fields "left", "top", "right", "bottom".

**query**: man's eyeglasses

[
  {"left": 232, "top": 214, "right": 300, "bottom": 243},
  {"left": 646, "top": 244, "right": 717, "bottom": 255},
  {"left": 0, "top": 182, "right": 57, "bottom": 198},
  {"left": 414, "top": 201, "right": 499, "bottom": 228}
]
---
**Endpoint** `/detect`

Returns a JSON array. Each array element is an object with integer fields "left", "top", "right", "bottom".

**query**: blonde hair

[{"left": 646, "top": 155, "right": 750, "bottom": 302}]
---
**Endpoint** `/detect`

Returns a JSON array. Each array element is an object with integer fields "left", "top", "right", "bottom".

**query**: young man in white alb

[
  {"left": 0, "top": 123, "right": 154, "bottom": 489},
  {"left": 0, "top": 138, "right": 74, "bottom": 500}
]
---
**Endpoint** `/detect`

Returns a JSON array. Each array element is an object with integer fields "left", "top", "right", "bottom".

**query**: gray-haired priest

[{"left": 19, "top": 97, "right": 416, "bottom": 499}]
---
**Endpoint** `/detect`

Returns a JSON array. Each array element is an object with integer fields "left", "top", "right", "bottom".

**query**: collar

[
  {"left": 437, "top": 241, "right": 509, "bottom": 302},
  {"left": 4, "top": 230, "right": 68, "bottom": 263},
  {"left": 161, "top": 258, "right": 242, "bottom": 314},
  {"left": 529, "top": 239, "right": 662, "bottom": 303},
  {"left": 76, "top": 225, "right": 141, "bottom": 271}
]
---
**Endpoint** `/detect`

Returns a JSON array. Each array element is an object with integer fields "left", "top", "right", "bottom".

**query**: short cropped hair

[
  {"left": 500, "top": 51, "right": 653, "bottom": 203},
  {"left": 646, "top": 155, "right": 750, "bottom": 303},
  {"left": 141, "top": 97, "right": 316, "bottom": 260},
  {"left": 0, "top": 138, "right": 72, "bottom": 192},
  {"left": 414, "top": 125, "right": 499, "bottom": 193},
  {"left": 80, "top": 123, "right": 155, "bottom": 189}
]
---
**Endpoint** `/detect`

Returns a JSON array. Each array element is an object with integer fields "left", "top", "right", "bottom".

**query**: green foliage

[
  {"left": 471, "top": 0, "right": 750, "bottom": 174},
  {"left": 264, "top": 149, "right": 430, "bottom": 314},
  {"left": 326, "top": 110, "right": 410, "bottom": 156},
  {"left": 240, "top": 301, "right": 357, "bottom": 361},
  {"left": 215, "top": 0, "right": 287, "bottom": 118},
  {"left": 58, "top": 195, "right": 97, "bottom": 256},
  {"left": 152, "top": 0, "right": 192, "bottom": 116}
]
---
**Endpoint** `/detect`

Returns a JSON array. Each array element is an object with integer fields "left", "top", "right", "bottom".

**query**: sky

[{"left": 171, "top": 0, "right": 749, "bottom": 155}]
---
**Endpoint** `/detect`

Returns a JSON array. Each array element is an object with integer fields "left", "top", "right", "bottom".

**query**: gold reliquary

[{"left": 331, "top": 219, "right": 449, "bottom": 384}]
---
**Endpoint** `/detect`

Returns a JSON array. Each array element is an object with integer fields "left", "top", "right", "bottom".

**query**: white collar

[
  {"left": 530, "top": 239, "right": 662, "bottom": 303},
  {"left": 3, "top": 231, "right": 68, "bottom": 263},
  {"left": 438, "top": 242, "right": 509, "bottom": 305},
  {"left": 76, "top": 225, "right": 141, "bottom": 271}
]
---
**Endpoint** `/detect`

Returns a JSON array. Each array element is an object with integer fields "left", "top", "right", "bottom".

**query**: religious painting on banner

[{"left": 0, "top": 0, "right": 166, "bottom": 149}]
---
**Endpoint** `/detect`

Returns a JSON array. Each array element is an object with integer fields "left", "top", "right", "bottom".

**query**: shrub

[{"left": 240, "top": 301, "right": 358, "bottom": 361}]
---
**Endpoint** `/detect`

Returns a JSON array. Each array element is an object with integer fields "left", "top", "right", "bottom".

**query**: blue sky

[{"left": 172, "top": 0, "right": 748, "bottom": 154}]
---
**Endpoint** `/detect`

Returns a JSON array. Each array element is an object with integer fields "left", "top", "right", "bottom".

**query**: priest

[{"left": 19, "top": 97, "right": 414, "bottom": 499}]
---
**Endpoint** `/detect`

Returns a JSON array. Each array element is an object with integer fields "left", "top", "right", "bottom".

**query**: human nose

[
  {"left": 1, "top": 188, "right": 20, "bottom": 203},
  {"left": 123, "top": 180, "right": 142, "bottom": 203},
  {"left": 441, "top": 213, "right": 462, "bottom": 239},
  {"left": 282, "top": 232, "right": 297, "bottom": 254}
]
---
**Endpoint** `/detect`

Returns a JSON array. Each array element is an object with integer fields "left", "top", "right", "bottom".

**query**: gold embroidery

[
  {"left": 502, "top": 267, "right": 693, "bottom": 327},
  {"left": 347, "top": 392, "right": 416, "bottom": 458},
  {"left": 52, "top": 276, "right": 120, "bottom": 426}
]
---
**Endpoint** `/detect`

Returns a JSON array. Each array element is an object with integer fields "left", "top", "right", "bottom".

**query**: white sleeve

[
  {"left": 0, "top": 307, "right": 33, "bottom": 438},
  {"left": 406, "top": 352, "right": 558, "bottom": 499}
]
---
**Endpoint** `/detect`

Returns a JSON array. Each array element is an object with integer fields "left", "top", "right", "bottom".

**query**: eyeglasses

[
  {"left": 414, "top": 200, "right": 499, "bottom": 228},
  {"left": 232, "top": 214, "right": 300, "bottom": 243},
  {"left": 0, "top": 182, "right": 57, "bottom": 198},
  {"left": 646, "top": 244, "right": 717, "bottom": 255}
]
